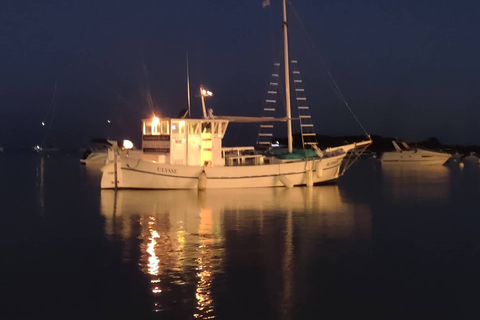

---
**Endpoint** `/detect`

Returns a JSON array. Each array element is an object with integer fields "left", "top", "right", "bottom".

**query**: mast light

[{"left": 201, "top": 89, "right": 213, "bottom": 97}]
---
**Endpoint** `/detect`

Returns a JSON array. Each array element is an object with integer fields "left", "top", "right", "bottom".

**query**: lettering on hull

[{"left": 157, "top": 167, "right": 177, "bottom": 174}]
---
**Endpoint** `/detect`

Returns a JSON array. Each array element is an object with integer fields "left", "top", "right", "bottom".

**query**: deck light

[
  {"left": 200, "top": 86, "right": 213, "bottom": 119},
  {"left": 123, "top": 140, "right": 134, "bottom": 149}
]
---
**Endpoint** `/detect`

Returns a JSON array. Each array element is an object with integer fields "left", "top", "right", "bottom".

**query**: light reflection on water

[
  {"left": 100, "top": 187, "right": 372, "bottom": 319},
  {"left": 35, "top": 155, "right": 45, "bottom": 215},
  {"left": 382, "top": 164, "right": 451, "bottom": 202}
]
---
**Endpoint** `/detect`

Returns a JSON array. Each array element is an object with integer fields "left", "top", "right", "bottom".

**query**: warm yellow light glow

[
  {"left": 151, "top": 116, "right": 160, "bottom": 134},
  {"left": 123, "top": 140, "right": 133, "bottom": 149},
  {"left": 147, "top": 229, "right": 160, "bottom": 276},
  {"left": 201, "top": 89, "right": 213, "bottom": 97}
]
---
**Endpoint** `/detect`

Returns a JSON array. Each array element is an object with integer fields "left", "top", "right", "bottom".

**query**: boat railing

[
  {"left": 222, "top": 146, "right": 264, "bottom": 166},
  {"left": 221, "top": 146, "right": 255, "bottom": 157},
  {"left": 225, "top": 154, "right": 264, "bottom": 166}
]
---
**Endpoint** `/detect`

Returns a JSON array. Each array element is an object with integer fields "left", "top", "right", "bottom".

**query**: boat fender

[
  {"left": 315, "top": 160, "right": 323, "bottom": 178},
  {"left": 305, "top": 169, "right": 313, "bottom": 187},
  {"left": 198, "top": 171, "right": 207, "bottom": 190},
  {"left": 278, "top": 175, "right": 293, "bottom": 188}
]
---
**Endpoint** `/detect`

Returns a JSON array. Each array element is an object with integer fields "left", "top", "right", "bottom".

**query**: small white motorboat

[
  {"left": 381, "top": 141, "right": 451, "bottom": 165},
  {"left": 80, "top": 139, "right": 118, "bottom": 165},
  {"left": 463, "top": 152, "right": 480, "bottom": 165}
]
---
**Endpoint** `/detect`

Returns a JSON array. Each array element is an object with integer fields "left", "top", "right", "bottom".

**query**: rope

[
  {"left": 287, "top": 1, "right": 370, "bottom": 138},
  {"left": 41, "top": 80, "right": 57, "bottom": 147}
]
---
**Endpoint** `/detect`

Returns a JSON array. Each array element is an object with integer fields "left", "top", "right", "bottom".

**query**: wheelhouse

[{"left": 142, "top": 117, "right": 229, "bottom": 166}]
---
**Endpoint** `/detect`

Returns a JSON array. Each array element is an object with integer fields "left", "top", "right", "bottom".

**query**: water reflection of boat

[
  {"left": 100, "top": 187, "right": 371, "bottom": 318},
  {"left": 382, "top": 164, "right": 451, "bottom": 201}
]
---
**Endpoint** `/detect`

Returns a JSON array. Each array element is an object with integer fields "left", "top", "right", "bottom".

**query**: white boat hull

[
  {"left": 100, "top": 154, "right": 346, "bottom": 190},
  {"left": 80, "top": 152, "right": 108, "bottom": 165},
  {"left": 381, "top": 150, "right": 451, "bottom": 165}
]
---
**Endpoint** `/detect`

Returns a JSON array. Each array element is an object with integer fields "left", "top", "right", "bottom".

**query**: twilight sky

[{"left": 1, "top": 0, "right": 480, "bottom": 148}]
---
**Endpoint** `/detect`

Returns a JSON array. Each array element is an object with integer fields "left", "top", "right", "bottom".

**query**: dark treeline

[{"left": 278, "top": 133, "right": 480, "bottom": 155}]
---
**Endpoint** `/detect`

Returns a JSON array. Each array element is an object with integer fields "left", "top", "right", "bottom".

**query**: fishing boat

[
  {"left": 33, "top": 145, "right": 60, "bottom": 153},
  {"left": 100, "top": 0, "right": 371, "bottom": 190},
  {"left": 381, "top": 141, "right": 451, "bottom": 165}
]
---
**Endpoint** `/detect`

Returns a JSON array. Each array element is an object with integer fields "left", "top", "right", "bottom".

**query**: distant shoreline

[{"left": 2, "top": 134, "right": 479, "bottom": 155}]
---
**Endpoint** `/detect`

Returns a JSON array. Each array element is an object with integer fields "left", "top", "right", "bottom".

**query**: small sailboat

[
  {"left": 34, "top": 81, "right": 60, "bottom": 153},
  {"left": 100, "top": 0, "right": 371, "bottom": 190},
  {"left": 381, "top": 141, "right": 451, "bottom": 165}
]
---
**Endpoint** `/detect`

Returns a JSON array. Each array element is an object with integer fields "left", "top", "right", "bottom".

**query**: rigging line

[
  {"left": 267, "top": 5, "right": 278, "bottom": 62},
  {"left": 141, "top": 57, "right": 156, "bottom": 114},
  {"left": 42, "top": 80, "right": 57, "bottom": 123},
  {"left": 287, "top": 1, "right": 370, "bottom": 138},
  {"left": 41, "top": 80, "right": 58, "bottom": 147}
]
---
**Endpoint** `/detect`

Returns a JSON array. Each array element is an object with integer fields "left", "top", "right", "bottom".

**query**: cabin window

[
  {"left": 202, "top": 122, "right": 212, "bottom": 133},
  {"left": 143, "top": 122, "right": 152, "bottom": 135},
  {"left": 179, "top": 121, "right": 185, "bottom": 134},
  {"left": 160, "top": 121, "right": 169, "bottom": 135},
  {"left": 171, "top": 121, "right": 185, "bottom": 134},
  {"left": 172, "top": 122, "right": 179, "bottom": 134},
  {"left": 189, "top": 123, "right": 200, "bottom": 135}
]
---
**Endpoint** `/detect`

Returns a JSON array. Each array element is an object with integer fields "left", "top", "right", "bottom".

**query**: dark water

[{"left": 1, "top": 153, "right": 480, "bottom": 320}]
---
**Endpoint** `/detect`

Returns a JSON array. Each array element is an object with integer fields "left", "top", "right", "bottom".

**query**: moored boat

[
  {"left": 80, "top": 139, "right": 122, "bottom": 165},
  {"left": 463, "top": 152, "right": 480, "bottom": 165},
  {"left": 100, "top": 0, "right": 372, "bottom": 190},
  {"left": 381, "top": 141, "right": 451, "bottom": 165}
]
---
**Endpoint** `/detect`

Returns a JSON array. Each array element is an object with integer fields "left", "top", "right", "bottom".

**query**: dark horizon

[{"left": 2, "top": 0, "right": 480, "bottom": 149}]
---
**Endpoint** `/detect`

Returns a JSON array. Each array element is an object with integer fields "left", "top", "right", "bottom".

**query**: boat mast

[{"left": 283, "top": 0, "right": 293, "bottom": 153}]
